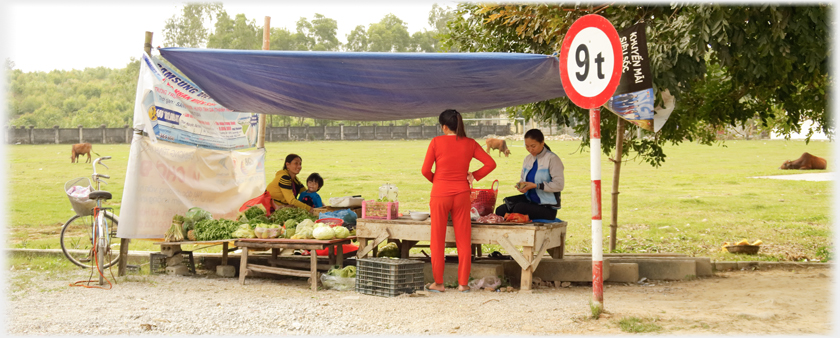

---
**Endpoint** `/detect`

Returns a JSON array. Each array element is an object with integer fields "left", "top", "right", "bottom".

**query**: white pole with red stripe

[
  {"left": 557, "top": 14, "right": 621, "bottom": 314},
  {"left": 590, "top": 107, "right": 603, "bottom": 309}
]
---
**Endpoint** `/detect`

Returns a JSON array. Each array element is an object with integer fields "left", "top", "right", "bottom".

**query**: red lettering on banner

[{"left": 140, "top": 160, "right": 153, "bottom": 177}]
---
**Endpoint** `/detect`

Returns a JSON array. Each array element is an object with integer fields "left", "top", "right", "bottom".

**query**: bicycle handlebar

[{"left": 92, "top": 156, "right": 111, "bottom": 190}]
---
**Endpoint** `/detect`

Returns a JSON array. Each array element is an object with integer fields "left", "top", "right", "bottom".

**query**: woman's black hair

[
  {"left": 524, "top": 129, "right": 551, "bottom": 151},
  {"left": 306, "top": 172, "right": 324, "bottom": 191},
  {"left": 439, "top": 109, "right": 467, "bottom": 139},
  {"left": 283, "top": 153, "right": 302, "bottom": 170}
]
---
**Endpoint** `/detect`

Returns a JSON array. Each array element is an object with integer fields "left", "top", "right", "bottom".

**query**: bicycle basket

[{"left": 65, "top": 177, "right": 96, "bottom": 216}]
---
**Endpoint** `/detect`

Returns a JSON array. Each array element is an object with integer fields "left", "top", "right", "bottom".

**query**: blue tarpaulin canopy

[{"left": 158, "top": 48, "right": 566, "bottom": 121}]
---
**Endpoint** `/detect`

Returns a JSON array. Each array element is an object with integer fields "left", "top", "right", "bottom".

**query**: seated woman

[
  {"left": 494, "top": 129, "right": 564, "bottom": 221},
  {"left": 266, "top": 153, "right": 314, "bottom": 214}
]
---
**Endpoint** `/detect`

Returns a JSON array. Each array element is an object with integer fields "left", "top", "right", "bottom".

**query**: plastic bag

[
  {"left": 185, "top": 207, "right": 213, "bottom": 222},
  {"left": 468, "top": 276, "right": 502, "bottom": 291},
  {"left": 320, "top": 273, "right": 356, "bottom": 291},
  {"left": 320, "top": 209, "right": 358, "bottom": 229},
  {"left": 470, "top": 207, "right": 481, "bottom": 221}
]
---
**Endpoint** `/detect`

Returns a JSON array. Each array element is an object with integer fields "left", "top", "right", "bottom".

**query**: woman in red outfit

[{"left": 421, "top": 109, "right": 496, "bottom": 293}]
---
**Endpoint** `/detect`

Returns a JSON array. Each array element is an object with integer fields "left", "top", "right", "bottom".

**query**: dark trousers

[{"left": 494, "top": 194, "right": 557, "bottom": 220}]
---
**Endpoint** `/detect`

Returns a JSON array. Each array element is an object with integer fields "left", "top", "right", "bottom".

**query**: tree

[
  {"left": 4, "top": 58, "right": 14, "bottom": 71},
  {"left": 345, "top": 25, "right": 369, "bottom": 52},
  {"left": 207, "top": 11, "right": 261, "bottom": 50},
  {"left": 443, "top": 4, "right": 831, "bottom": 166},
  {"left": 163, "top": 3, "right": 224, "bottom": 48},
  {"left": 367, "top": 14, "right": 412, "bottom": 52}
]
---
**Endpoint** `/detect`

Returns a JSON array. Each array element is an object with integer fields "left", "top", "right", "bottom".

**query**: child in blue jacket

[{"left": 298, "top": 173, "right": 324, "bottom": 208}]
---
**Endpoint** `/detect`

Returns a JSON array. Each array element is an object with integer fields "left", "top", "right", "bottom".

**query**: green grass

[
  {"left": 5, "top": 139, "right": 833, "bottom": 262},
  {"left": 618, "top": 317, "right": 663, "bottom": 333}
]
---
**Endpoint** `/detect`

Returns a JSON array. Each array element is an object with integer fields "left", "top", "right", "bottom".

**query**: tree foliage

[
  {"left": 442, "top": 3, "right": 831, "bottom": 166},
  {"left": 163, "top": 3, "right": 224, "bottom": 48}
]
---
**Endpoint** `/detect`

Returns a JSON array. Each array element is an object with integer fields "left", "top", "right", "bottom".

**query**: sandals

[{"left": 424, "top": 283, "right": 444, "bottom": 293}]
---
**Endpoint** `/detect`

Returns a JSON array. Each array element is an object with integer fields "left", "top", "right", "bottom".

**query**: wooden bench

[
  {"left": 355, "top": 218, "right": 567, "bottom": 291},
  {"left": 234, "top": 237, "right": 356, "bottom": 291}
]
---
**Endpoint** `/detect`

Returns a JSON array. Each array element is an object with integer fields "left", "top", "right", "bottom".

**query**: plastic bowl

[
  {"left": 316, "top": 218, "right": 344, "bottom": 228},
  {"left": 725, "top": 245, "right": 760, "bottom": 255},
  {"left": 410, "top": 212, "right": 430, "bottom": 221}
]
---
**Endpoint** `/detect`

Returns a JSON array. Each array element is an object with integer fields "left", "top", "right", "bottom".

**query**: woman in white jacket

[{"left": 494, "top": 129, "right": 564, "bottom": 220}]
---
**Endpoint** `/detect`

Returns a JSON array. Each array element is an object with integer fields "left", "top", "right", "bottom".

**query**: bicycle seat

[{"left": 88, "top": 191, "right": 112, "bottom": 200}]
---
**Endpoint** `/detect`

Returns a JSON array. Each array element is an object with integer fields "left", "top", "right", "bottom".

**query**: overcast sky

[{"left": 1, "top": 0, "right": 456, "bottom": 73}]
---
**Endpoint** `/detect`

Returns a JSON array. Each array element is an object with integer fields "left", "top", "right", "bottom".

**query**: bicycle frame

[{"left": 91, "top": 157, "right": 112, "bottom": 284}]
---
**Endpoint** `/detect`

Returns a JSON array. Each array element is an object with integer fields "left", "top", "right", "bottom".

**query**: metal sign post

[{"left": 558, "top": 14, "right": 622, "bottom": 313}]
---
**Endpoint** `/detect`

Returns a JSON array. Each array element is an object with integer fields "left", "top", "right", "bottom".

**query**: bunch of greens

[
  {"left": 269, "top": 207, "right": 316, "bottom": 225},
  {"left": 194, "top": 218, "right": 241, "bottom": 241}
]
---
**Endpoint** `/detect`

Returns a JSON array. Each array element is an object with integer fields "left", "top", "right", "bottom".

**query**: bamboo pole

[
  {"left": 118, "top": 31, "right": 154, "bottom": 276},
  {"left": 256, "top": 17, "right": 270, "bottom": 149},
  {"left": 609, "top": 118, "right": 625, "bottom": 251}
]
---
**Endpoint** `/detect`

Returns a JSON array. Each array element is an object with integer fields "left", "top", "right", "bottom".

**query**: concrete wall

[{"left": 6, "top": 123, "right": 513, "bottom": 145}]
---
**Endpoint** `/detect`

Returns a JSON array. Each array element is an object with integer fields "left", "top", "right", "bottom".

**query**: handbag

[{"left": 469, "top": 179, "right": 499, "bottom": 216}]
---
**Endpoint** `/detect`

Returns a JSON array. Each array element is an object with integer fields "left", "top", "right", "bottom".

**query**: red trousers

[{"left": 429, "top": 191, "right": 472, "bottom": 286}]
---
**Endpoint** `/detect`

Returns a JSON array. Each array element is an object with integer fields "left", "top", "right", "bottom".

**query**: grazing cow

[
  {"left": 780, "top": 152, "right": 827, "bottom": 170},
  {"left": 71, "top": 143, "right": 95, "bottom": 163},
  {"left": 485, "top": 138, "right": 511, "bottom": 157}
]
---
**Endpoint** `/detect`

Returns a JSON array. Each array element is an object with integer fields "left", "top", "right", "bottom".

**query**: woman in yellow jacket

[{"left": 266, "top": 154, "right": 313, "bottom": 213}]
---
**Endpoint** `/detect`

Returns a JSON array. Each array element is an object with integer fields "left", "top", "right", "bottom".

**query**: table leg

[
  {"left": 329, "top": 246, "right": 336, "bottom": 266},
  {"left": 549, "top": 234, "right": 566, "bottom": 259},
  {"left": 400, "top": 240, "right": 417, "bottom": 258},
  {"left": 520, "top": 246, "right": 534, "bottom": 291},
  {"left": 222, "top": 242, "right": 229, "bottom": 266},
  {"left": 118, "top": 238, "right": 129, "bottom": 276},
  {"left": 337, "top": 244, "right": 344, "bottom": 268},
  {"left": 238, "top": 247, "right": 249, "bottom": 285},
  {"left": 310, "top": 249, "right": 319, "bottom": 292},
  {"left": 357, "top": 238, "right": 369, "bottom": 258}
]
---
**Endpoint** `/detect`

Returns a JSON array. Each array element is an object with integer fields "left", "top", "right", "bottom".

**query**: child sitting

[{"left": 298, "top": 173, "right": 324, "bottom": 208}]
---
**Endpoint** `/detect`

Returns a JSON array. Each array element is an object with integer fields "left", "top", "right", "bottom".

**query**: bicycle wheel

[{"left": 60, "top": 213, "right": 120, "bottom": 269}]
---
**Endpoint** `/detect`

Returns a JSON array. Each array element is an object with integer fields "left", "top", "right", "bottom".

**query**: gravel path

[{"left": 5, "top": 266, "right": 832, "bottom": 335}]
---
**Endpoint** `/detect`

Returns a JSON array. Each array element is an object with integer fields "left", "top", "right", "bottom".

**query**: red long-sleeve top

[{"left": 421, "top": 135, "right": 497, "bottom": 197}]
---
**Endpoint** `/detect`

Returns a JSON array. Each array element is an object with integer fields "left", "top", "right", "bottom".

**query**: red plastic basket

[{"left": 316, "top": 218, "right": 345, "bottom": 228}]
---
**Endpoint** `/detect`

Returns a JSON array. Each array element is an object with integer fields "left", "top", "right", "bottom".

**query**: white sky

[{"left": 2, "top": 0, "right": 457, "bottom": 73}]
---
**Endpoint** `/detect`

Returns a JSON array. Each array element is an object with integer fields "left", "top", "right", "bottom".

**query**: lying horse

[
  {"left": 485, "top": 138, "right": 510, "bottom": 157},
  {"left": 780, "top": 152, "right": 827, "bottom": 170},
  {"left": 71, "top": 143, "right": 95, "bottom": 163}
]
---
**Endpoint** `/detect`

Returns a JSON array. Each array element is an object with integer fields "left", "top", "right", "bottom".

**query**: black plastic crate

[
  {"left": 149, "top": 252, "right": 196, "bottom": 275},
  {"left": 355, "top": 257, "right": 424, "bottom": 297}
]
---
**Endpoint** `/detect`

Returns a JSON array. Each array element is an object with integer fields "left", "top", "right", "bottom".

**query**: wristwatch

[{"left": 539, "top": 183, "right": 545, "bottom": 190}]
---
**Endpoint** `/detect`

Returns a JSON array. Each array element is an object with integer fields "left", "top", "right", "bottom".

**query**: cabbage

[
  {"left": 284, "top": 226, "right": 296, "bottom": 239},
  {"left": 297, "top": 219, "right": 316, "bottom": 229},
  {"left": 296, "top": 227, "right": 313, "bottom": 239},
  {"left": 315, "top": 222, "right": 330, "bottom": 228},
  {"left": 313, "top": 226, "right": 335, "bottom": 240},
  {"left": 333, "top": 226, "right": 350, "bottom": 239},
  {"left": 284, "top": 219, "right": 298, "bottom": 229},
  {"left": 340, "top": 265, "right": 356, "bottom": 278}
]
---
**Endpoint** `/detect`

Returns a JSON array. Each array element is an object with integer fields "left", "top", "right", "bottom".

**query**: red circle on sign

[{"left": 559, "top": 14, "right": 623, "bottom": 109}]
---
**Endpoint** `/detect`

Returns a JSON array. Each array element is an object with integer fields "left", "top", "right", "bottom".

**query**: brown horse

[
  {"left": 485, "top": 138, "right": 511, "bottom": 157},
  {"left": 71, "top": 143, "right": 96, "bottom": 163}
]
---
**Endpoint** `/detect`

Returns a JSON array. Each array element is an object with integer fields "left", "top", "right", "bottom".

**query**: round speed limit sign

[{"left": 559, "top": 15, "right": 623, "bottom": 109}]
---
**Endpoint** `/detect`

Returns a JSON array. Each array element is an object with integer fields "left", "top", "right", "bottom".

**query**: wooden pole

[
  {"left": 609, "top": 118, "right": 625, "bottom": 252},
  {"left": 118, "top": 31, "right": 153, "bottom": 276},
  {"left": 256, "top": 17, "right": 270, "bottom": 149}
]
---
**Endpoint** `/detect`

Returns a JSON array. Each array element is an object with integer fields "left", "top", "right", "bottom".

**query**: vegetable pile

[{"left": 167, "top": 206, "right": 351, "bottom": 241}]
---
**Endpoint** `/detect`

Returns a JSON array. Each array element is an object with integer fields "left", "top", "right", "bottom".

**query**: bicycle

[{"left": 60, "top": 156, "right": 120, "bottom": 286}]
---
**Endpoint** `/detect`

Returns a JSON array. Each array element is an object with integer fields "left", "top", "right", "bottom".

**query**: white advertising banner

[
  {"left": 132, "top": 52, "right": 258, "bottom": 150},
  {"left": 117, "top": 134, "right": 266, "bottom": 239}
]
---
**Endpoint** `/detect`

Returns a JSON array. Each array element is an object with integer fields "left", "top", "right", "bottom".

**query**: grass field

[{"left": 5, "top": 138, "right": 834, "bottom": 262}]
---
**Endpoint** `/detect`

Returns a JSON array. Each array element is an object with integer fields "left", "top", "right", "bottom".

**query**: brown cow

[
  {"left": 780, "top": 152, "right": 827, "bottom": 170},
  {"left": 71, "top": 143, "right": 95, "bottom": 163},
  {"left": 485, "top": 138, "right": 511, "bottom": 157}
]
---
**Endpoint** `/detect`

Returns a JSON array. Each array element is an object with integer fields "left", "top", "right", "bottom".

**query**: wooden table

[
  {"left": 355, "top": 217, "right": 567, "bottom": 291},
  {"left": 234, "top": 237, "right": 356, "bottom": 291},
  {"left": 153, "top": 240, "right": 235, "bottom": 267}
]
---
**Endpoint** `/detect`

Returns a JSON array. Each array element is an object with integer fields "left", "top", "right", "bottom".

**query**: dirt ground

[{"left": 5, "top": 265, "right": 834, "bottom": 335}]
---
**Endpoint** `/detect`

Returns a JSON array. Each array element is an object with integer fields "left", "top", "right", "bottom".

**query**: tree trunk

[{"left": 609, "top": 119, "right": 626, "bottom": 252}]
